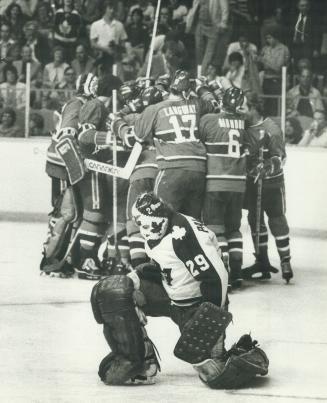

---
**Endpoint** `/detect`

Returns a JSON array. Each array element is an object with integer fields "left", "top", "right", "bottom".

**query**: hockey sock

[{"left": 274, "top": 234, "right": 291, "bottom": 263}]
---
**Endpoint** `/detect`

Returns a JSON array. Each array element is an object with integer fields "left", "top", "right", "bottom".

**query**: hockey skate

[
  {"left": 40, "top": 258, "right": 75, "bottom": 279},
  {"left": 281, "top": 260, "right": 293, "bottom": 283},
  {"left": 76, "top": 258, "right": 102, "bottom": 280},
  {"left": 242, "top": 256, "right": 278, "bottom": 280}
]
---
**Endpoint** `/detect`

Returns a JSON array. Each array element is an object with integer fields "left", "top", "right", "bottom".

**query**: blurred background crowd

[{"left": 0, "top": 0, "right": 327, "bottom": 146}]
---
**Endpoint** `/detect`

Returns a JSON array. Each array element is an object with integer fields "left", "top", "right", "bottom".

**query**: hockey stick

[
  {"left": 84, "top": 141, "right": 142, "bottom": 179},
  {"left": 112, "top": 64, "right": 119, "bottom": 259},
  {"left": 145, "top": 0, "right": 162, "bottom": 82},
  {"left": 254, "top": 129, "right": 266, "bottom": 256},
  {"left": 254, "top": 146, "right": 264, "bottom": 257}
]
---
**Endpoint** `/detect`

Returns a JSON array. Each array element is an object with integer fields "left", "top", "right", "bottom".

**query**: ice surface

[{"left": 1, "top": 222, "right": 327, "bottom": 403}]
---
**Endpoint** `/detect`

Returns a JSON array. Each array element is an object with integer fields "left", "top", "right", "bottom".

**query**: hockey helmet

[
  {"left": 76, "top": 73, "right": 98, "bottom": 98},
  {"left": 141, "top": 86, "right": 163, "bottom": 107},
  {"left": 119, "top": 81, "right": 139, "bottom": 103},
  {"left": 155, "top": 74, "right": 171, "bottom": 92},
  {"left": 222, "top": 86, "right": 245, "bottom": 112},
  {"left": 132, "top": 192, "right": 171, "bottom": 241},
  {"left": 170, "top": 69, "right": 191, "bottom": 95}
]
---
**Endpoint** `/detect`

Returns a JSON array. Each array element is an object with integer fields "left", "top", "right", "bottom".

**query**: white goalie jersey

[{"left": 145, "top": 213, "right": 228, "bottom": 307}]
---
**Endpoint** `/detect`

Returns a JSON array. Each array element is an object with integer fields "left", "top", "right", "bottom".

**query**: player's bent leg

[
  {"left": 91, "top": 275, "right": 158, "bottom": 385},
  {"left": 76, "top": 209, "right": 107, "bottom": 280}
]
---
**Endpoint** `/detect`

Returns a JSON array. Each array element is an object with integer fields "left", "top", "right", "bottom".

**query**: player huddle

[{"left": 40, "top": 69, "right": 294, "bottom": 388}]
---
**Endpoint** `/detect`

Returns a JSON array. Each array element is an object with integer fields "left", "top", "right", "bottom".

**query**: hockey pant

[
  {"left": 154, "top": 168, "right": 206, "bottom": 220},
  {"left": 203, "top": 191, "right": 244, "bottom": 272},
  {"left": 126, "top": 178, "right": 155, "bottom": 267},
  {"left": 245, "top": 180, "right": 291, "bottom": 263}
]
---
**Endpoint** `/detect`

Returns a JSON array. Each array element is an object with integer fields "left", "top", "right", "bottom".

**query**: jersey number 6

[{"left": 228, "top": 129, "right": 241, "bottom": 157}]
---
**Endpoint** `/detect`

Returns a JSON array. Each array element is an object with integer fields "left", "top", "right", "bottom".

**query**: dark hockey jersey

[
  {"left": 134, "top": 95, "right": 211, "bottom": 172},
  {"left": 117, "top": 113, "right": 158, "bottom": 182},
  {"left": 199, "top": 112, "right": 247, "bottom": 192},
  {"left": 145, "top": 213, "right": 228, "bottom": 307},
  {"left": 79, "top": 98, "right": 129, "bottom": 165},
  {"left": 246, "top": 118, "right": 286, "bottom": 188}
]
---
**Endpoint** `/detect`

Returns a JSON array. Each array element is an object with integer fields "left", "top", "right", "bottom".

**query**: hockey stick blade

[{"left": 85, "top": 142, "right": 142, "bottom": 179}]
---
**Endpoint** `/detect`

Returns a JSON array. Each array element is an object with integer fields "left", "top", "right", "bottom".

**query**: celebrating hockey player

[
  {"left": 132, "top": 69, "right": 215, "bottom": 219},
  {"left": 91, "top": 192, "right": 269, "bottom": 387},
  {"left": 112, "top": 82, "right": 163, "bottom": 268},
  {"left": 74, "top": 80, "right": 131, "bottom": 279},
  {"left": 242, "top": 92, "right": 293, "bottom": 283},
  {"left": 200, "top": 86, "right": 247, "bottom": 290},
  {"left": 41, "top": 73, "right": 99, "bottom": 277}
]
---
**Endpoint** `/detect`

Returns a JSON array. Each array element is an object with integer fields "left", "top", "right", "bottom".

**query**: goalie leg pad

[
  {"left": 91, "top": 275, "right": 146, "bottom": 380},
  {"left": 41, "top": 187, "right": 79, "bottom": 273},
  {"left": 174, "top": 302, "right": 232, "bottom": 364}
]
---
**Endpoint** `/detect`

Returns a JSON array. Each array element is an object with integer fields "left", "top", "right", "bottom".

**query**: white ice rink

[{"left": 1, "top": 221, "right": 327, "bottom": 403}]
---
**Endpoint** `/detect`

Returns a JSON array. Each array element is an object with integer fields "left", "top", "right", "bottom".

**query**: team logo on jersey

[{"left": 171, "top": 226, "right": 186, "bottom": 240}]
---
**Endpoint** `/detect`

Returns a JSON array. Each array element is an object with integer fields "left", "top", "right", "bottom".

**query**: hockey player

[
  {"left": 242, "top": 92, "right": 293, "bottom": 282},
  {"left": 113, "top": 82, "right": 170, "bottom": 268},
  {"left": 41, "top": 73, "right": 99, "bottom": 277},
  {"left": 200, "top": 86, "right": 247, "bottom": 290},
  {"left": 74, "top": 82, "right": 129, "bottom": 279},
  {"left": 91, "top": 192, "right": 269, "bottom": 387},
  {"left": 132, "top": 70, "right": 215, "bottom": 219}
]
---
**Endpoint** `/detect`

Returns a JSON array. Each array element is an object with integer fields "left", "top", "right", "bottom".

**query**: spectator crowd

[{"left": 0, "top": 0, "right": 326, "bottom": 146}]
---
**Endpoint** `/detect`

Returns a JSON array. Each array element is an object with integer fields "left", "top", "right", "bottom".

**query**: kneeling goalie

[{"left": 91, "top": 192, "right": 269, "bottom": 387}]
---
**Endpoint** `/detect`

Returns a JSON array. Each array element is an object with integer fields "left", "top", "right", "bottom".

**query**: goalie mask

[
  {"left": 76, "top": 73, "right": 98, "bottom": 98},
  {"left": 132, "top": 192, "right": 171, "bottom": 241}
]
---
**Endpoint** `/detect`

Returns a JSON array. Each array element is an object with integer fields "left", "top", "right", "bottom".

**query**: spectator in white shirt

[
  {"left": 0, "top": 64, "right": 26, "bottom": 110},
  {"left": 90, "top": 0, "right": 127, "bottom": 58},
  {"left": 43, "top": 46, "right": 69, "bottom": 87}
]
